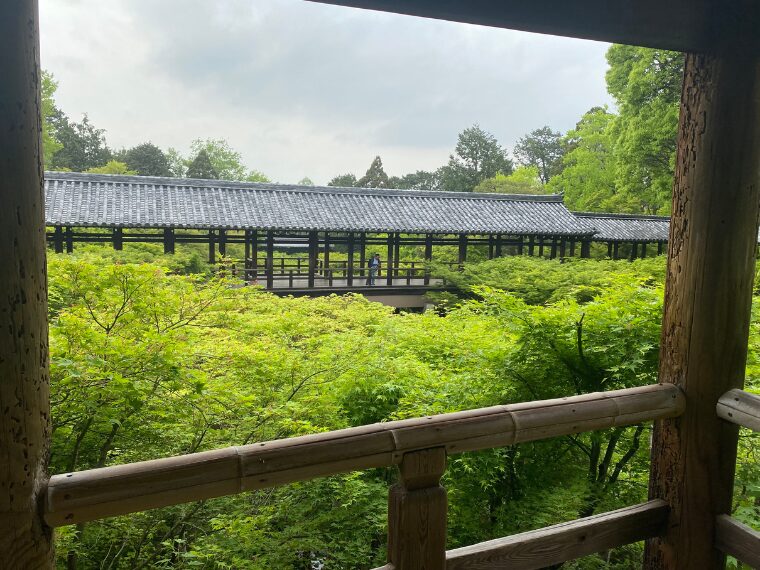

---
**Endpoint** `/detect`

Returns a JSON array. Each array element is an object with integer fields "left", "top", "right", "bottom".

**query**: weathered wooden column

[
  {"left": 497, "top": 234, "right": 505, "bottom": 257},
  {"left": 538, "top": 236, "right": 545, "bottom": 257},
  {"left": 629, "top": 241, "right": 638, "bottom": 261},
  {"left": 387, "top": 448, "right": 447, "bottom": 570},
  {"left": 644, "top": 51, "right": 760, "bottom": 569},
  {"left": 612, "top": 241, "right": 619, "bottom": 260},
  {"left": 65, "top": 226, "right": 73, "bottom": 253},
  {"left": 607, "top": 242, "right": 613, "bottom": 258},
  {"left": 657, "top": 241, "right": 664, "bottom": 255},
  {"left": 528, "top": 235, "right": 535, "bottom": 256},
  {"left": 0, "top": 0, "right": 54, "bottom": 565},
  {"left": 559, "top": 239, "right": 566, "bottom": 258}
]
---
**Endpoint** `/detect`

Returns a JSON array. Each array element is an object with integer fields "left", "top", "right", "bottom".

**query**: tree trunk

[
  {"left": 644, "top": 52, "right": 760, "bottom": 569},
  {"left": 0, "top": 0, "right": 54, "bottom": 566}
]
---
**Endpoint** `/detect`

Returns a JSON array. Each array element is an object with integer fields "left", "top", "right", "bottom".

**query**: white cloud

[{"left": 39, "top": 0, "right": 613, "bottom": 184}]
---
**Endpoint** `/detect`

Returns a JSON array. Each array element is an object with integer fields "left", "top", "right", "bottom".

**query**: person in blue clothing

[{"left": 367, "top": 253, "right": 381, "bottom": 285}]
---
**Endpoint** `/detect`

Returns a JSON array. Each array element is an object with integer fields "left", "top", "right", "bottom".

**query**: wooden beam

[
  {"left": 0, "top": 0, "right": 54, "bottom": 565},
  {"left": 714, "top": 515, "right": 760, "bottom": 569},
  {"left": 644, "top": 51, "right": 760, "bottom": 569},
  {"left": 307, "top": 1, "right": 760, "bottom": 56},
  {"left": 44, "top": 384, "right": 683, "bottom": 527},
  {"left": 716, "top": 389, "right": 760, "bottom": 432},
  {"left": 387, "top": 448, "right": 447, "bottom": 570},
  {"left": 447, "top": 500, "right": 669, "bottom": 570}
]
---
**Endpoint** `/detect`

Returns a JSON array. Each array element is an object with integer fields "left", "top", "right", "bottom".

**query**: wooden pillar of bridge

[
  {"left": 657, "top": 241, "right": 664, "bottom": 255},
  {"left": 53, "top": 226, "right": 64, "bottom": 253},
  {"left": 537, "top": 236, "right": 544, "bottom": 257},
  {"left": 458, "top": 234, "right": 468, "bottom": 265},
  {"left": 218, "top": 229, "right": 227, "bottom": 258},
  {"left": 497, "top": 234, "right": 504, "bottom": 257},
  {"left": 550, "top": 237, "right": 558, "bottom": 259},
  {"left": 424, "top": 233, "right": 433, "bottom": 286},
  {"left": 208, "top": 230, "right": 216, "bottom": 264},
  {"left": 251, "top": 231, "right": 259, "bottom": 280},
  {"left": 387, "top": 448, "right": 447, "bottom": 570},
  {"left": 612, "top": 242, "right": 619, "bottom": 260},
  {"left": 393, "top": 233, "right": 401, "bottom": 278},
  {"left": 580, "top": 240, "right": 591, "bottom": 259},
  {"left": 528, "top": 235, "right": 535, "bottom": 256},
  {"left": 163, "top": 228, "right": 175, "bottom": 254},
  {"left": 629, "top": 241, "right": 637, "bottom": 261},
  {"left": 359, "top": 233, "right": 367, "bottom": 283},
  {"left": 386, "top": 233, "right": 394, "bottom": 286},
  {"left": 347, "top": 232, "right": 355, "bottom": 286},
  {"left": 641, "top": 243, "right": 647, "bottom": 258},
  {"left": 112, "top": 228, "right": 123, "bottom": 250},
  {"left": 569, "top": 239, "right": 576, "bottom": 257},
  {"left": 308, "top": 231, "right": 318, "bottom": 288},
  {"left": 65, "top": 226, "right": 74, "bottom": 253},
  {"left": 487, "top": 235, "right": 494, "bottom": 259},
  {"left": 0, "top": 0, "right": 54, "bottom": 565},
  {"left": 559, "top": 238, "right": 566, "bottom": 258},
  {"left": 323, "top": 232, "right": 330, "bottom": 278},
  {"left": 644, "top": 51, "right": 760, "bottom": 569},
  {"left": 266, "top": 231, "right": 275, "bottom": 289},
  {"left": 243, "top": 230, "right": 251, "bottom": 279},
  {"left": 607, "top": 242, "right": 613, "bottom": 258}
]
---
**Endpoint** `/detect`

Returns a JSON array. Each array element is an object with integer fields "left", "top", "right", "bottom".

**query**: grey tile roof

[
  {"left": 44, "top": 172, "right": 595, "bottom": 236},
  {"left": 573, "top": 212, "right": 670, "bottom": 242}
]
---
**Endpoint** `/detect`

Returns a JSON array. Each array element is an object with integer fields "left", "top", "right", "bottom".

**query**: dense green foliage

[{"left": 47, "top": 250, "right": 759, "bottom": 569}]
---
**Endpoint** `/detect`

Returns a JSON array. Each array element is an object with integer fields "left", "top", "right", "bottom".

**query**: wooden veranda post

[
  {"left": 645, "top": 52, "right": 760, "bottom": 569},
  {"left": 0, "top": 0, "right": 54, "bottom": 565},
  {"left": 387, "top": 448, "right": 447, "bottom": 570}
]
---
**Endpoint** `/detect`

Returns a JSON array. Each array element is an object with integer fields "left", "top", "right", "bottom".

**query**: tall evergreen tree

[
  {"left": 356, "top": 156, "right": 390, "bottom": 188},
  {"left": 186, "top": 149, "right": 218, "bottom": 179},
  {"left": 48, "top": 113, "right": 112, "bottom": 172}
]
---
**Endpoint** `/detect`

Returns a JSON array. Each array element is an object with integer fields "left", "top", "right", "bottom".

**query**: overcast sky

[{"left": 39, "top": 0, "right": 613, "bottom": 184}]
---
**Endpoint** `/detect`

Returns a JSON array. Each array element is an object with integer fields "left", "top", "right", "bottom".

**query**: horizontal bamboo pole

[
  {"left": 446, "top": 500, "right": 669, "bottom": 570},
  {"left": 715, "top": 515, "right": 760, "bottom": 569},
  {"left": 716, "top": 388, "right": 760, "bottom": 432},
  {"left": 44, "top": 384, "right": 683, "bottom": 527}
]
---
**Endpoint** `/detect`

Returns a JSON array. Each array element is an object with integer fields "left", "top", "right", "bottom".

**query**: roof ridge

[
  {"left": 573, "top": 211, "right": 670, "bottom": 221},
  {"left": 44, "top": 171, "right": 564, "bottom": 203}
]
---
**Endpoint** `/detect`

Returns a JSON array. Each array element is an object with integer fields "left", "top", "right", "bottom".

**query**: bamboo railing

[{"left": 44, "top": 384, "right": 687, "bottom": 569}]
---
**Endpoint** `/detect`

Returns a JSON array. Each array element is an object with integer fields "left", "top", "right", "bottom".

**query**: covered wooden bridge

[
  {"left": 44, "top": 171, "right": 599, "bottom": 291},
  {"left": 3, "top": 0, "right": 760, "bottom": 569}
]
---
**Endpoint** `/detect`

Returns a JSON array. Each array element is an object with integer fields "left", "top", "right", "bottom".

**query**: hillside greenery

[{"left": 48, "top": 251, "right": 759, "bottom": 569}]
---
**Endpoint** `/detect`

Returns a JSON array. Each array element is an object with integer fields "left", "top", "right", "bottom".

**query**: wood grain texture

[
  {"left": 717, "top": 389, "right": 760, "bottom": 433},
  {"left": 308, "top": 1, "right": 760, "bottom": 55},
  {"left": 644, "top": 52, "right": 760, "bottom": 569},
  {"left": 0, "top": 0, "right": 54, "bottom": 567},
  {"left": 447, "top": 500, "right": 669, "bottom": 570},
  {"left": 45, "top": 384, "right": 683, "bottom": 526},
  {"left": 715, "top": 515, "right": 760, "bottom": 569},
  {"left": 387, "top": 448, "right": 447, "bottom": 570}
]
